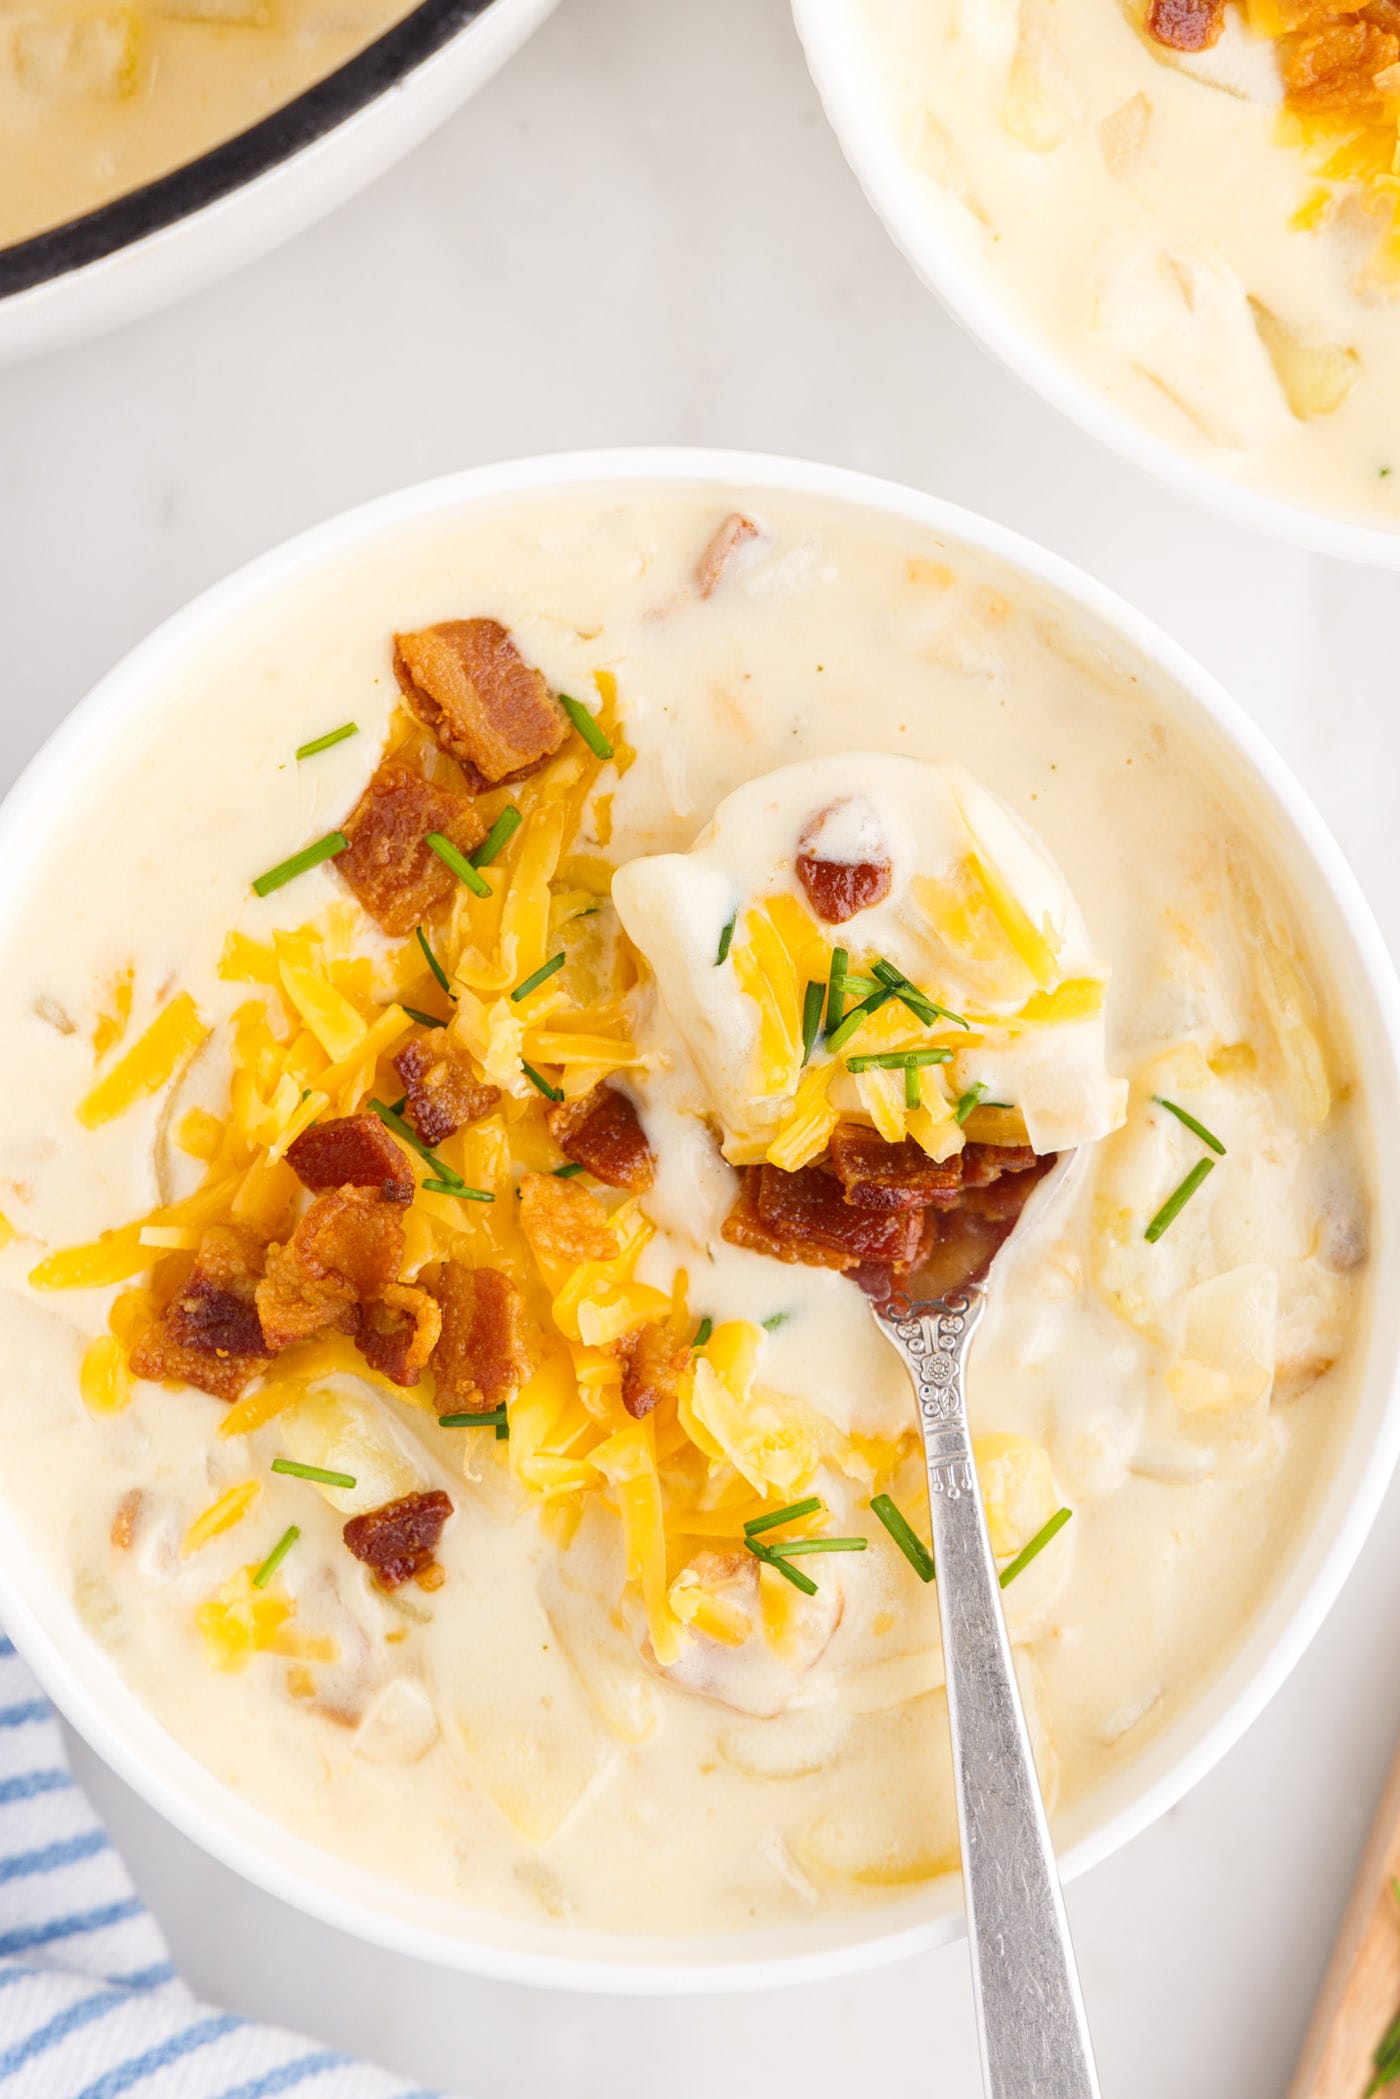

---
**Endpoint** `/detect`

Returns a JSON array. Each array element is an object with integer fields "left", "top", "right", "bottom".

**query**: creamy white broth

[
  {"left": 845, "top": 0, "right": 1400, "bottom": 528},
  {"left": 0, "top": 487, "right": 1369, "bottom": 1936}
]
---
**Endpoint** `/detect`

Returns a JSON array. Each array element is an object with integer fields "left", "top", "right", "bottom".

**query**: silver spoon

[{"left": 869, "top": 1174, "right": 1101, "bottom": 2099}]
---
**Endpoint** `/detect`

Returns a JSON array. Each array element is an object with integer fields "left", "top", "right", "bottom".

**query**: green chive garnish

[
  {"left": 715, "top": 913, "right": 737, "bottom": 966},
  {"left": 271, "top": 1458, "right": 356, "bottom": 1489},
  {"left": 415, "top": 926, "right": 454, "bottom": 999},
  {"left": 744, "top": 1497, "right": 822, "bottom": 1537},
  {"left": 295, "top": 723, "right": 358, "bottom": 761},
  {"left": 426, "top": 831, "right": 491, "bottom": 898},
  {"left": 559, "top": 693, "right": 614, "bottom": 759},
  {"left": 252, "top": 831, "right": 347, "bottom": 898},
  {"left": 837, "top": 973, "right": 881, "bottom": 998},
  {"left": 473, "top": 805, "right": 522, "bottom": 868},
  {"left": 871, "top": 959, "right": 968, "bottom": 1030},
  {"left": 439, "top": 1407, "right": 508, "bottom": 1430},
  {"left": 692, "top": 1316, "right": 713, "bottom": 1348},
  {"left": 870, "top": 1494, "right": 936, "bottom": 1582},
  {"left": 999, "top": 1505, "right": 1072, "bottom": 1588},
  {"left": 744, "top": 1536, "right": 818, "bottom": 1594},
  {"left": 553, "top": 1162, "right": 587, "bottom": 1178},
  {"left": 825, "top": 947, "right": 848, "bottom": 1033},
  {"left": 773, "top": 1536, "right": 867, "bottom": 1557},
  {"left": 1144, "top": 1157, "right": 1215, "bottom": 1243},
  {"left": 904, "top": 1063, "right": 921, "bottom": 1109},
  {"left": 522, "top": 1061, "right": 564, "bottom": 1102},
  {"left": 1153, "top": 1097, "right": 1227, "bottom": 1157},
  {"left": 511, "top": 953, "right": 566, "bottom": 1003},
  {"left": 421, "top": 1179, "right": 494, "bottom": 1202},
  {"left": 824, "top": 987, "right": 893, "bottom": 1055},
  {"left": 761, "top": 1311, "right": 789, "bottom": 1332},
  {"left": 369, "top": 1097, "right": 462, "bottom": 1186},
  {"left": 402, "top": 1006, "right": 447, "bottom": 1030},
  {"left": 801, "top": 979, "right": 825, "bottom": 1066},
  {"left": 251, "top": 1525, "right": 300, "bottom": 1588},
  {"left": 955, "top": 1083, "right": 987, "bottom": 1126},
  {"left": 844, "top": 1048, "right": 951, "bottom": 1072}
]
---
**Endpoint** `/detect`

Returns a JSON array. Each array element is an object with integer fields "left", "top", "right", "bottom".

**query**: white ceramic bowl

[
  {"left": 0, "top": 0, "right": 558, "bottom": 369},
  {"left": 791, "top": 0, "right": 1400, "bottom": 569},
  {"left": 0, "top": 448, "right": 1397, "bottom": 1992}
]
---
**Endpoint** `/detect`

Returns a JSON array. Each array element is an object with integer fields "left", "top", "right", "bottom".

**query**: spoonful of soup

[{"left": 615, "top": 753, "right": 1122, "bottom": 2098}]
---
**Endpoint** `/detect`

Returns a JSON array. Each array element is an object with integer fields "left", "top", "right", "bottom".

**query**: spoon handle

[{"left": 876, "top": 1289, "right": 1100, "bottom": 2099}]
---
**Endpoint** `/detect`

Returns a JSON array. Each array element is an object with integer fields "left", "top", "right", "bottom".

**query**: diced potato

[
  {"left": 457, "top": 1608, "right": 605, "bottom": 1844},
  {"left": 1098, "top": 91, "right": 1151, "bottom": 172},
  {"left": 280, "top": 1388, "right": 427, "bottom": 1516},
  {"left": 539, "top": 1562, "right": 660, "bottom": 1745},
  {"left": 1231, "top": 856, "right": 1331, "bottom": 1125},
  {"left": 718, "top": 1709, "right": 850, "bottom": 1780},
  {"left": 1249, "top": 299, "right": 1360, "bottom": 420},
  {"left": 12, "top": 11, "right": 140, "bottom": 97},
  {"left": 1002, "top": 3, "right": 1079, "bottom": 151},
  {"left": 353, "top": 1679, "right": 440, "bottom": 1765},
  {"left": 1167, "top": 1262, "right": 1278, "bottom": 1415},
  {"left": 974, "top": 1432, "right": 1058, "bottom": 1557},
  {"left": 795, "top": 1693, "right": 959, "bottom": 1886}
]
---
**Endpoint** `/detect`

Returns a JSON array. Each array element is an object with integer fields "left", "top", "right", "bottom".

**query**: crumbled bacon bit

[
  {"left": 722, "top": 1164, "right": 926, "bottom": 1271},
  {"left": 620, "top": 1319, "right": 690, "bottom": 1420},
  {"left": 694, "top": 513, "right": 762, "bottom": 598},
  {"left": 336, "top": 762, "right": 486, "bottom": 937},
  {"left": 960, "top": 1142, "right": 1038, "bottom": 1188},
  {"left": 393, "top": 1036, "right": 501, "bottom": 1148},
  {"left": 546, "top": 1083, "right": 655, "bottom": 1192},
  {"left": 827, "top": 1125, "right": 963, "bottom": 1212},
  {"left": 343, "top": 1489, "right": 453, "bottom": 1590},
  {"left": 429, "top": 1263, "right": 530, "bottom": 1411},
  {"left": 130, "top": 1225, "right": 271, "bottom": 1400},
  {"left": 357, "top": 1282, "right": 442, "bottom": 1387},
  {"left": 1144, "top": 0, "right": 1224, "bottom": 51},
  {"left": 795, "top": 807, "right": 893, "bottom": 925},
  {"left": 256, "top": 1187, "right": 404, "bottom": 1352},
  {"left": 393, "top": 619, "right": 567, "bottom": 789},
  {"left": 518, "top": 1171, "right": 619, "bottom": 1268},
  {"left": 286, "top": 1113, "right": 414, "bottom": 1203},
  {"left": 110, "top": 1489, "right": 142, "bottom": 1550}
]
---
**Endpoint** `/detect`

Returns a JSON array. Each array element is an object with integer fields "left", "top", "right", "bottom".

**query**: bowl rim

[
  {"left": 789, "top": 0, "right": 1400, "bottom": 570},
  {"left": 2, "top": 444, "right": 1398, "bottom": 1994}
]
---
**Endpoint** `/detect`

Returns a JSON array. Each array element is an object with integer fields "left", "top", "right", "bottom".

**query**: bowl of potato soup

[
  {"left": 0, "top": 449, "right": 1395, "bottom": 1990},
  {"left": 794, "top": 0, "right": 1400, "bottom": 562},
  {"left": 0, "top": 0, "right": 559, "bottom": 366}
]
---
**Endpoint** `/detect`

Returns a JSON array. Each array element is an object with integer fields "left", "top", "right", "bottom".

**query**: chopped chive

[
  {"left": 251, "top": 1525, "right": 300, "bottom": 1588},
  {"left": 553, "top": 1162, "right": 587, "bottom": 1178},
  {"left": 999, "top": 1505, "right": 1072, "bottom": 1588},
  {"left": 1153, "top": 1096, "right": 1227, "bottom": 1157},
  {"left": 870, "top": 1493, "right": 936, "bottom": 1582},
  {"left": 522, "top": 1060, "right": 564, "bottom": 1103},
  {"left": 825, "top": 947, "right": 849, "bottom": 1033},
  {"left": 389, "top": 1095, "right": 408, "bottom": 1116},
  {"left": 954, "top": 1083, "right": 987, "bottom": 1126},
  {"left": 369, "top": 1097, "right": 462, "bottom": 1186},
  {"left": 402, "top": 1006, "right": 447, "bottom": 1030},
  {"left": 845, "top": 1047, "right": 952, "bottom": 1072},
  {"left": 295, "top": 723, "right": 358, "bottom": 761},
  {"left": 904, "top": 1063, "right": 921, "bottom": 1109},
  {"left": 824, "top": 986, "right": 893, "bottom": 1055},
  {"left": 838, "top": 973, "right": 882, "bottom": 998},
  {"left": 871, "top": 959, "right": 968, "bottom": 1030},
  {"left": 715, "top": 913, "right": 737, "bottom": 966},
  {"left": 1144, "top": 1157, "right": 1215, "bottom": 1243},
  {"left": 415, "top": 926, "right": 454, "bottom": 999},
  {"left": 559, "top": 693, "right": 614, "bottom": 759},
  {"left": 439, "top": 1407, "right": 508, "bottom": 1430},
  {"left": 801, "top": 979, "right": 825, "bottom": 1066},
  {"left": 761, "top": 1311, "right": 790, "bottom": 1332},
  {"left": 252, "top": 830, "right": 347, "bottom": 898},
  {"left": 744, "top": 1496, "right": 822, "bottom": 1538},
  {"left": 744, "top": 1536, "right": 819, "bottom": 1594},
  {"left": 511, "top": 953, "right": 566, "bottom": 1003},
  {"left": 421, "top": 1178, "right": 494, "bottom": 1202},
  {"left": 473, "top": 804, "right": 522, "bottom": 868},
  {"left": 271, "top": 1458, "right": 356, "bottom": 1489},
  {"left": 692, "top": 1316, "right": 713, "bottom": 1348},
  {"left": 773, "top": 1536, "right": 867, "bottom": 1557},
  {"left": 425, "top": 831, "right": 491, "bottom": 898}
]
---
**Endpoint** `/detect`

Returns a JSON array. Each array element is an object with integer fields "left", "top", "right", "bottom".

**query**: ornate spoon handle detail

[{"left": 873, "top": 1287, "right": 1101, "bottom": 2099}]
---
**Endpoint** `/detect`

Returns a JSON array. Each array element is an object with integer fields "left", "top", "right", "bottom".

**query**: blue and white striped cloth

[{"left": 0, "top": 1631, "right": 445, "bottom": 2099}]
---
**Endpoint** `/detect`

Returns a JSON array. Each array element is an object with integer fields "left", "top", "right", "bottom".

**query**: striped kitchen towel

[{"left": 0, "top": 1632, "right": 445, "bottom": 2099}]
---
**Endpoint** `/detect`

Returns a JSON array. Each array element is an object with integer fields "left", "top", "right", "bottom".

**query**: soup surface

[
  {"left": 845, "top": 0, "right": 1400, "bottom": 527},
  {"left": 0, "top": 0, "right": 419, "bottom": 249},
  {"left": 0, "top": 487, "right": 1369, "bottom": 1938}
]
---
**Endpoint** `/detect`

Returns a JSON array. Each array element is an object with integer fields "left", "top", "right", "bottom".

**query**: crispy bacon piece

[
  {"left": 1144, "top": 0, "right": 1224, "bottom": 50},
  {"left": 545, "top": 1083, "right": 655, "bottom": 1192},
  {"left": 620, "top": 1319, "right": 690, "bottom": 1421},
  {"left": 343, "top": 1489, "right": 453, "bottom": 1590},
  {"left": 694, "top": 513, "right": 762, "bottom": 598},
  {"left": 393, "top": 619, "right": 567, "bottom": 789},
  {"left": 518, "top": 1171, "right": 619, "bottom": 1268},
  {"left": 256, "top": 1187, "right": 404, "bottom": 1352},
  {"left": 336, "top": 762, "right": 486, "bottom": 937},
  {"left": 1283, "top": 13, "right": 1399, "bottom": 115},
  {"left": 852, "top": 1155, "right": 1057, "bottom": 1302},
  {"left": 393, "top": 1035, "right": 500, "bottom": 1148},
  {"left": 795, "top": 806, "right": 892, "bottom": 925},
  {"left": 429, "top": 1263, "right": 530, "bottom": 1412},
  {"left": 961, "top": 1142, "right": 1038, "bottom": 1188},
  {"left": 286, "top": 1113, "right": 414, "bottom": 1203},
  {"left": 356, "top": 1282, "right": 442, "bottom": 1388},
  {"left": 827, "top": 1125, "right": 963, "bottom": 1212},
  {"left": 130, "top": 1225, "right": 271, "bottom": 1400},
  {"left": 722, "top": 1165, "right": 926, "bottom": 1271}
]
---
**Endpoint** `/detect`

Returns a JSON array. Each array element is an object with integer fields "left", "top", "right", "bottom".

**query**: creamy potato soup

[
  {"left": 846, "top": 0, "right": 1400, "bottom": 526},
  {"left": 0, "top": 0, "right": 419, "bottom": 249},
  {"left": 0, "top": 489, "right": 1369, "bottom": 1936}
]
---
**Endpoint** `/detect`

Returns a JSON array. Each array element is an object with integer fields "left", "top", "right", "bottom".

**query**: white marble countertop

[{"left": 5, "top": 0, "right": 1400, "bottom": 2091}]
